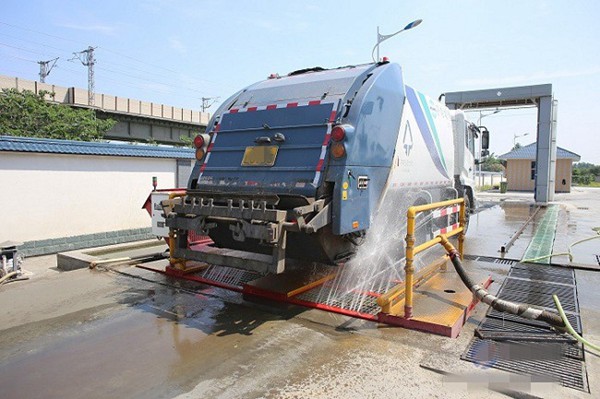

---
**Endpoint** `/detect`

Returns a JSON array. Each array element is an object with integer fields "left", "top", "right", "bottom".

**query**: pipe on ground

[
  {"left": 0, "top": 271, "right": 19, "bottom": 285},
  {"left": 437, "top": 235, "right": 565, "bottom": 329}
]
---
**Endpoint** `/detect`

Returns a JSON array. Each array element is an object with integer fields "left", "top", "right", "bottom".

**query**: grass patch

[{"left": 574, "top": 181, "right": 600, "bottom": 187}]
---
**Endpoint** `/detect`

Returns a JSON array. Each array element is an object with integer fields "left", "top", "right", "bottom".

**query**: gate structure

[{"left": 444, "top": 84, "right": 557, "bottom": 204}]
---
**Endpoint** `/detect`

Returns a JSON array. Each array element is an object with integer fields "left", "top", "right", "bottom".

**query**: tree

[
  {"left": 0, "top": 88, "right": 116, "bottom": 141},
  {"left": 480, "top": 153, "right": 505, "bottom": 172},
  {"left": 573, "top": 161, "right": 599, "bottom": 185}
]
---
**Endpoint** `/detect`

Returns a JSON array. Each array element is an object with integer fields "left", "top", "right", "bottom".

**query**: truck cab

[{"left": 451, "top": 111, "right": 489, "bottom": 212}]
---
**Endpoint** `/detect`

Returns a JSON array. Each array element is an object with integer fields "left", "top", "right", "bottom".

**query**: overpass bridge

[{"left": 0, "top": 75, "right": 210, "bottom": 145}]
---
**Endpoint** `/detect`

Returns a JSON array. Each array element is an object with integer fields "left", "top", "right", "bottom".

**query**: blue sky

[{"left": 1, "top": 0, "right": 599, "bottom": 163}]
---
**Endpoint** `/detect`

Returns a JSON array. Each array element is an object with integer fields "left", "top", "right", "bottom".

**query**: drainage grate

[
  {"left": 479, "top": 317, "right": 577, "bottom": 338},
  {"left": 463, "top": 262, "right": 587, "bottom": 392},
  {"left": 494, "top": 258, "right": 517, "bottom": 266},
  {"left": 200, "top": 265, "right": 262, "bottom": 288},
  {"left": 496, "top": 278, "right": 577, "bottom": 312},
  {"left": 294, "top": 281, "right": 381, "bottom": 316},
  {"left": 462, "top": 338, "right": 588, "bottom": 391},
  {"left": 596, "top": 255, "right": 600, "bottom": 266},
  {"left": 462, "top": 254, "right": 518, "bottom": 266},
  {"left": 487, "top": 309, "right": 582, "bottom": 334},
  {"left": 509, "top": 263, "right": 575, "bottom": 286}
]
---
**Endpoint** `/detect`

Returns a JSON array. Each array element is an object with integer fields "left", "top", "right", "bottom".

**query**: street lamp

[
  {"left": 477, "top": 109, "right": 500, "bottom": 126},
  {"left": 513, "top": 132, "right": 529, "bottom": 147},
  {"left": 372, "top": 19, "right": 423, "bottom": 62}
]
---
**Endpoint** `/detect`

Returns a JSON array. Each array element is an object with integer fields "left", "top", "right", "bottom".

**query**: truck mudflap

[{"left": 163, "top": 193, "right": 354, "bottom": 274}]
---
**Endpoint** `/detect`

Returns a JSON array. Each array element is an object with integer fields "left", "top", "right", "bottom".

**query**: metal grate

[
  {"left": 294, "top": 281, "right": 381, "bottom": 316},
  {"left": 462, "top": 338, "right": 588, "bottom": 391},
  {"left": 199, "top": 265, "right": 261, "bottom": 288},
  {"left": 509, "top": 263, "right": 575, "bottom": 286},
  {"left": 496, "top": 278, "right": 577, "bottom": 312},
  {"left": 487, "top": 309, "right": 582, "bottom": 335},
  {"left": 462, "top": 254, "right": 518, "bottom": 266},
  {"left": 479, "top": 317, "right": 572, "bottom": 337},
  {"left": 494, "top": 258, "right": 517, "bottom": 266},
  {"left": 463, "top": 263, "right": 587, "bottom": 392},
  {"left": 596, "top": 255, "right": 600, "bottom": 266}
]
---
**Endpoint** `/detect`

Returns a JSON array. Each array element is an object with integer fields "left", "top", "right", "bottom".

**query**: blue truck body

[{"left": 165, "top": 61, "right": 475, "bottom": 274}]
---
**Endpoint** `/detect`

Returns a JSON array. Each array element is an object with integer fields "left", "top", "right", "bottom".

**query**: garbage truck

[{"left": 160, "top": 61, "right": 489, "bottom": 274}]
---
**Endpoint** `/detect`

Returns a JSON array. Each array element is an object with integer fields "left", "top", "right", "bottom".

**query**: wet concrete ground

[{"left": 1, "top": 187, "right": 599, "bottom": 398}]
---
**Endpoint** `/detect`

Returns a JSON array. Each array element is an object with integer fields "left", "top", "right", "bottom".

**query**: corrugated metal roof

[
  {"left": 498, "top": 143, "right": 581, "bottom": 161},
  {"left": 0, "top": 135, "right": 194, "bottom": 159}
]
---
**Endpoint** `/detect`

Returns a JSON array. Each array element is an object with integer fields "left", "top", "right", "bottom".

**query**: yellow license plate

[{"left": 241, "top": 146, "right": 279, "bottom": 166}]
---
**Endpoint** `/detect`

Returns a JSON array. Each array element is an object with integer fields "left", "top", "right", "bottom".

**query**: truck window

[{"left": 466, "top": 127, "right": 475, "bottom": 155}]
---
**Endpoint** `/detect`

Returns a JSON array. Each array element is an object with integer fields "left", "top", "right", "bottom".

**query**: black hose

[{"left": 446, "top": 247, "right": 565, "bottom": 329}]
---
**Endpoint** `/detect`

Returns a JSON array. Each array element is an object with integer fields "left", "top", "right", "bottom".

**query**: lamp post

[
  {"left": 372, "top": 19, "right": 423, "bottom": 62},
  {"left": 477, "top": 109, "right": 500, "bottom": 126},
  {"left": 513, "top": 132, "right": 529, "bottom": 147}
]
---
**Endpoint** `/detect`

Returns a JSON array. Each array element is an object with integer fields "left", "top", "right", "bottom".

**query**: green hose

[
  {"left": 552, "top": 294, "right": 600, "bottom": 353},
  {"left": 522, "top": 252, "right": 571, "bottom": 263},
  {"left": 522, "top": 233, "right": 600, "bottom": 264}
]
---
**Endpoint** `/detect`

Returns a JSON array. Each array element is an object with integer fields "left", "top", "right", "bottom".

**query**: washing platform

[
  {"left": 138, "top": 198, "right": 490, "bottom": 337},
  {"left": 138, "top": 250, "right": 491, "bottom": 338}
]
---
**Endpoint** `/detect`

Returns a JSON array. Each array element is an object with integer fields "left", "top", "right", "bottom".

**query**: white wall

[{"left": 1, "top": 152, "right": 177, "bottom": 242}]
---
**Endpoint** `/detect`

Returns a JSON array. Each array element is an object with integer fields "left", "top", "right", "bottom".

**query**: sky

[{"left": 1, "top": 0, "right": 599, "bottom": 163}]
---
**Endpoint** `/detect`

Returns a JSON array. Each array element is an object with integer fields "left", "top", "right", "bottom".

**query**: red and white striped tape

[
  {"left": 433, "top": 223, "right": 460, "bottom": 237},
  {"left": 228, "top": 100, "right": 327, "bottom": 114},
  {"left": 312, "top": 108, "right": 337, "bottom": 186},
  {"left": 431, "top": 205, "right": 460, "bottom": 218},
  {"left": 198, "top": 123, "right": 220, "bottom": 178}
]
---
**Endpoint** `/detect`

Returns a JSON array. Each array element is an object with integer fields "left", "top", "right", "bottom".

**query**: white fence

[{"left": 474, "top": 171, "right": 505, "bottom": 188}]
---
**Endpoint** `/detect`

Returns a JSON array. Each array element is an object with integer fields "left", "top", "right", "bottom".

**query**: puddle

[{"left": 0, "top": 285, "right": 288, "bottom": 399}]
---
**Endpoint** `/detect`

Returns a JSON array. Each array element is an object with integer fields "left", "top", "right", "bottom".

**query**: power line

[
  {"left": 0, "top": 20, "right": 206, "bottom": 82},
  {"left": 0, "top": 31, "right": 71, "bottom": 54},
  {"left": 0, "top": 21, "right": 237, "bottom": 93},
  {"left": 0, "top": 41, "right": 55, "bottom": 58},
  {"left": 95, "top": 65, "right": 212, "bottom": 95},
  {"left": 0, "top": 52, "right": 37, "bottom": 64},
  {"left": 0, "top": 20, "right": 231, "bottom": 90},
  {"left": 0, "top": 20, "right": 87, "bottom": 45},
  {"left": 0, "top": 39, "right": 223, "bottom": 95}
]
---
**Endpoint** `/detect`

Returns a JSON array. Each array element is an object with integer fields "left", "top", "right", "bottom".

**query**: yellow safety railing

[{"left": 377, "top": 198, "right": 466, "bottom": 318}]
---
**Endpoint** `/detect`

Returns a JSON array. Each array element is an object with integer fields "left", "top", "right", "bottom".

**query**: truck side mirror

[{"left": 481, "top": 129, "right": 490, "bottom": 150}]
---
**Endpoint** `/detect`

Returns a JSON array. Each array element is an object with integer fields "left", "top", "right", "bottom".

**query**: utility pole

[
  {"left": 201, "top": 97, "right": 219, "bottom": 113},
  {"left": 38, "top": 57, "right": 59, "bottom": 83},
  {"left": 70, "top": 46, "right": 97, "bottom": 106}
]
